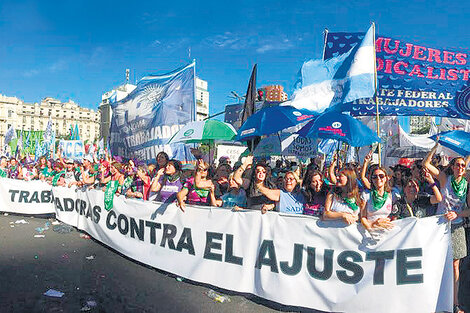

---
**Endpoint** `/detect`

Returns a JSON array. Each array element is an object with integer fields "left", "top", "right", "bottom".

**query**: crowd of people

[{"left": 1, "top": 141, "right": 469, "bottom": 312}]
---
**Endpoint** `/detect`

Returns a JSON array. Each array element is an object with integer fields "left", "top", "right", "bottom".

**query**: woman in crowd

[
  {"left": 21, "top": 159, "right": 37, "bottom": 181},
  {"left": 103, "top": 162, "right": 124, "bottom": 191},
  {"left": 256, "top": 170, "right": 304, "bottom": 214},
  {"left": 8, "top": 157, "right": 22, "bottom": 179},
  {"left": 0, "top": 156, "right": 8, "bottom": 177},
  {"left": 35, "top": 156, "right": 48, "bottom": 178},
  {"left": 391, "top": 172, "right": 442, "bottom": 219},
  {"left": 176, "top": 161, "right": 219, "bottom": 210},
  {"left": 233, "top": 156, "right": 276, "bottom": 213},
  {"left": 149, "top": 159, "right": 183, "bottom": 203},
  {"left": 423, "top": 140, "right": 470, "bottom": 313},
  {"left": 77, "top": 156, "right": 96, "bottom": 188},
  {"left": 126, "top": 164, "right": 151, "bottom": 200},
  {"left": 302, "top": 169, "right": 329, "bottom": 217},
  {"left": 323, "top": 168, "right": 363, "bottom": 225},
  {"left": 361, "top": 165, "right": 394, "bottom": 231},
  {"left": 212, "top": 163, "right": 232, "bottom": 196},
  {"left": 219, "top": 173, "right": 247, "bottom": 209},
  {"left": 156, "top": 152, "right": 169, "bottom": 172},
  {"left": 389, "top": 165, "right": 405, "bottom": 202},
  {"left": 94, "top": 160, "right": 111, "bottom": 189}
]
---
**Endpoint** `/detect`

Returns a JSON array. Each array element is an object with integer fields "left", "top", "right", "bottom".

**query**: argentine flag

[{"left": 287, "top": 25, "right": 375, "bottom": 113}]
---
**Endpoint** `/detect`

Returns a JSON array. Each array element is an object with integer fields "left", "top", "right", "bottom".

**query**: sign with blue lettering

[
  {"left": 324, "top": 33, "right": 470, "bottom": 119},
  {"left": 59, "top": 140, "right": 84, "bottom": 160}
]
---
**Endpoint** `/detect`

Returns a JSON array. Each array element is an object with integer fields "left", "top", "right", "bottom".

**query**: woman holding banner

[
  {"left": 149, "top": 159, "right": 183, "bottom": 203},
  {"left": 323, "top": 168, "right": 363, "bottom": 225},
  {"left": 233, "top": 156, "right": 276, "bottom": 213},
  {"left": 8, "top": 157, "right": 22, "bottom": 180},
  {"left": 360, "top": 166, "right": 394, "bottom": 231},
  {"left": 176, "top": 161, "right": 219, "bottom": 211},
  {"left": 423, "top": 141, "right": 470, "bottom": 313},
  {"left": 302, "top": 169, "right": 329, "bottom": 217}
]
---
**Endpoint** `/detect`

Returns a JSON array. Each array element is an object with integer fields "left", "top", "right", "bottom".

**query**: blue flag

[
  {"left": 324, "top": 31, "right": 470, "bottom": 119},
  {"left": 289, "top": 25, "right": 375, "bottom": 113},
  {"left": 109, "top": 62, "right": 195, "bottom": 162},
  {"left": 4, "top": 125, "right": 16, "bottom": 145}
]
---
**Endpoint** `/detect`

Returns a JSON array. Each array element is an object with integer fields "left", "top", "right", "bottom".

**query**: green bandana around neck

[
  {"left": 0, "top": 168, "right": 7, "bottom": 178},
  {"left": 451, "top": 175, "right": 468, "bottom": 201},
  {"left": 121, "top": 176, "right": 133, "bottom": 192},
  {"left": 343, "top": 197, "right": 359, "bottom": 211},
  {"left": 52, "top": 170, "right": 66, "bottom": 186},
  {"left": 371, "top": 189, "right": 389, "bottom": 211},
  {"left": 166, "top": 173, "right": 180, "bottom": 183},
  {"left": 104, "top": 180, "right": 120, "bottom": 211}
]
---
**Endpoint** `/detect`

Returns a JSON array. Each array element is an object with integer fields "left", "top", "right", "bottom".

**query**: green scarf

[
  {"left": 0, "top": 168, "right": 7, "bottom": 178},
  {"left": 104, "top": 180, "right": 120, "bottom": 211},
  {"left": 451, "top": 175, "right": 468, "bottom": 201},
  {"left": 371, "top": 190, "right": 389, "bottom": 211},
  {"left": 41, "top": 167, "right": 53, "bottom": 177},
  {"left": 343, "top": 197, "right": 359, "bottom": 211},
  {"left": 121, "top": 176, "right": 133, "bottom": 192},
  {"left": 166, "top": 173, "right": 180, "bottom": 183},
  {"left": 52, "top": 171, "right": 66, "bottom": 186}
]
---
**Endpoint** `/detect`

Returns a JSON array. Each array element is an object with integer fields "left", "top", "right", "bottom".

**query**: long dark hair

[
  {"left": 332, "top": 168, "right": 363, "bottom": 207},
  {"left": 445, "top": 157, "right": 466, "bottom": 177},
  {"left": 302, "top": 169, "right": 323, "bottom": 203},
  {"left": 248, "top": 163, "right": 275, "bottom": 194}
]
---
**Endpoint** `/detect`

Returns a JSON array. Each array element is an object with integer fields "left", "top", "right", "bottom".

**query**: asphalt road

[
  {"left": 0, "top": 213, "right": 326, "bottom": 313},
  {"left": 0, "top": 213, "right": 468, "bottom": 313}
]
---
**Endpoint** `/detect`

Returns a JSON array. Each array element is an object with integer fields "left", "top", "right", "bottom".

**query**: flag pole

[
  {"left": 322, "top": 28, "right": 329, "bottom": 60},
  {"left": 372, "top": 22, "right": 381, "bottom": 166}
]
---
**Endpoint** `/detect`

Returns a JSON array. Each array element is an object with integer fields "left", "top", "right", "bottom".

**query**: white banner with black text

[{"left": 49, "top": 185, "right": 453, "bottom": 313}]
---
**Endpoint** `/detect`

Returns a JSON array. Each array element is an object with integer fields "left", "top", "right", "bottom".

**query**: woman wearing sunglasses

[
  {"left": 233, "top": 156, "right": 276, "bottom": 213},
  {"left": 255, "top": 171, "right": 304, "bottom": 214},
  {"left": 176, "top": 161, "right": 219, "bottom": 211},
  {"left": 360, "top": 166, "right": 394, "bottom": 231},
  {"left": 423, "top": 140, "right": 470, "bottom": 313}
]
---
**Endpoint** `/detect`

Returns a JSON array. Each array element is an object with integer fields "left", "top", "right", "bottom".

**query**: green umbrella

[{"left": 168, "top": 120, "right": 237, "bottom": 144}]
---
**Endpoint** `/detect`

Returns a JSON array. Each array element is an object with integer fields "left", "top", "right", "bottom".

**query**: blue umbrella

[
  {"left": 430, "top": 130, "right": 470, "bottom": 156},
  {"left": 236, "top": 105, "right": 318, "bottom": 141},
  {"left": 297, "top": 111, "right": 381, "bottom": 147}
]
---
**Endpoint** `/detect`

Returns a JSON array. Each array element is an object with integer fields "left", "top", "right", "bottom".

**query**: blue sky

[{"left": 1, "top": 0, "right": 469, "bottom": 117}]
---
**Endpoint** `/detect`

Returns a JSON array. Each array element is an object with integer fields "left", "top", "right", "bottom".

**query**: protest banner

[
  {"left": 324, "top": 33, "right": 470, "bottom": 119},
  {"left": 51, "top": 186, "right": 452, "bottom": 313},
  {"left": 0, "top": 178, "right": 453, "bottom": 312},
  {"left": 9, "top": 130, "right": 44, "bottom": 156},
  {"left": 58, "top": 140, "right": 84, "bottom": 160},
  {"left": 0, "top": 178, "right": 55, "bottom": 214},
  {"left": 109, "top": 62, "right": 196, "bottom": 163},
  {"left": 254, "top": 134, "right": 317, "bottom": 160}
]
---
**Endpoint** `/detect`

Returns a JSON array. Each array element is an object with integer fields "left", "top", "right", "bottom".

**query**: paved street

[
  {"left": 0, "top": 213, "right": 326, "bottom": 313},
  {"left": 0, "top": 213, "right": 469, "bottom": 313}
]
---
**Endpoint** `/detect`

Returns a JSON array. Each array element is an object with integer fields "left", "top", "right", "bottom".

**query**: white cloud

[
  {"left": 256, "top": 40, "right": 294, "bottom": 53},
  {"left": 23, "top": 69, "right": 40, "bottom": 77}
]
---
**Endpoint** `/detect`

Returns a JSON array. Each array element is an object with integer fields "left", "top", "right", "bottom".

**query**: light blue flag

[
  {"left": 74, "top": 124, "right": 80, "bottom": 141},
  {"left": 289, "top": 25, "right": 376, "bottom": 113},
  {"left": 17, "top": 131, "right": 23, "bottom": 151},
  {"left": 4, "top": 125, "right": 16, "bottom": 145}
]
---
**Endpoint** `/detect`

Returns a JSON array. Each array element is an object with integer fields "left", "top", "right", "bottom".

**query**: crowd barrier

[{"left": 0, "top": 178, "right": 453, "bottom": 313}]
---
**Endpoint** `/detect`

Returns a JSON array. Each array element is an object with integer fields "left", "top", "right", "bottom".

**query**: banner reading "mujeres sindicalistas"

[{"left": 324, "top": 32, "right": 470, "bottom": 119}]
